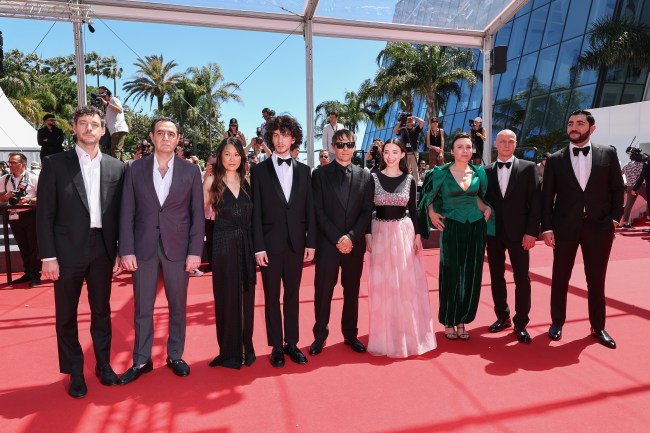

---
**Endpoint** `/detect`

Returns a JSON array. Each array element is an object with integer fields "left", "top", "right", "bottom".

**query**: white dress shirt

[
  {"left": 76, "top": 145, "right": 102, "bottom": 228},
  {"left": 496, "top": 155, "right": 515, "bottom": 197},
  {"left": 322, "top": 122, "right": 344, "bottom": 153},
  {"left": 153, "top": 153, "right": 175, "bottom": 206},
  {"left": 272, "top": 153, "right": 293, "bottom": 202},
  {"left": 569, "top": 141, "right": 592, "bottom": 191}
]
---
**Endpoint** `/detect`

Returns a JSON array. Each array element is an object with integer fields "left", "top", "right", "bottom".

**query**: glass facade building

[{"left": 363, "top": 0, "right": 650, "bottom": 153}]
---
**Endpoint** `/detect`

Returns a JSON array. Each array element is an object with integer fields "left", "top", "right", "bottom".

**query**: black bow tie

[
  {"left": 277, "top": 157, "right": 292, "bottom": 166},
  {"left": 497, "top": 161, "right": 511, "bottom": 169},
  {"left": 572, "top": 146, "right": 590, "bottom": 157}
]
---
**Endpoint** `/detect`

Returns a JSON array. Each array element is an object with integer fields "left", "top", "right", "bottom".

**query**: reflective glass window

[
  {"left": 496, "top": 58, "right": 520, "bottom": 101},
  {"left": 542, "top": 0, "right": 569, "bottom": 48},
  {"left": 513, "top": 53, "right": 539, "bottom": 99},
  {"left": 505, "top": 101, "right": 527, "bottom": 136},
  {"left": 533, "top": 45, "right": 559, "bottom": 96},
  {"left": 468, "top": 79, "right": 483, "bottom": 110},
  {"left": 543, "top": 90, "right": 572, "bottom": 134},
  {"left": 626, "top": 65, "right": 649, "bottom": 85},
  {"left": 577, "top": 36, "right": 599, "bottom": 85},
  {"left": 456, "top": 82, "right": 471, "bottom": 112},
  {"left": 523, "top": 5, "right": 549, "bottom": 55},
  {"left": 551, "top": 37, "right": 582, "bottom": 91},
  {"left": 605, "top": 64, "right": 627, "bottom": 83},
  {"left": 508, "top": 16, "right": 529, "bottom": 60},
  {"left": 522, "top": 95, "right": 549, "bottom": 139},
  {"left": 570, "top": 84, "right": 597, "bottom": 111},
  {"left": 563, "top": 0, "right": 590, "bottom": 41},
  {"left": 445, "top": 91, "right": 459, "bottom": 114},
  {"left": 621, "top": 84, "right": 645, "bottom": 104},
  {"left": 516, "top": 2, "right": 532, "bottom": 16},
  {"left": 491, "top": 74, "right": 502, "bottom": 104},
  {"left": 587, "top": 0, "right": 617, "bottom": 27},
  {"left": 533, "top": 0, "right": 551, "bottom": 8},
  {"left": 495, "top": 21, "right": 512, "bottom": 46},
  {"left": 450, "top": 113, "right": 465, "bottom": 136}
]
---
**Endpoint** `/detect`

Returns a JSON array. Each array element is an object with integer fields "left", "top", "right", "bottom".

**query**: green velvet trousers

[{"left": 438, "top": 218, "right": 487, "bottom": 326}]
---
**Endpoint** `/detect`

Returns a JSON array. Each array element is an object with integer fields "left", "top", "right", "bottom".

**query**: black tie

[
  {"left": 340, "top": 166, "right": 351, "bottom": 205},
  {"left": 277, "top": 157, "right": 292, "bottom": 166},
  {"left": 497, "top": 161, "right": 511, "bottom": 169},
  {"left": 572, "top": 146, "right": 590, "bottom": 157}
]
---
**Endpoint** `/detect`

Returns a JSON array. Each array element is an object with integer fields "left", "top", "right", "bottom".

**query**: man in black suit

[
  {"left": 542, "top": 110, "right": 624, "bottom": 349},
  {"left": 485, "top": 129, "right": 541, "bottom": 344},
  {"left": 310, "top": 129, "right": 374, "bottom": 355},
  {"left": 36, "top": 106, "right": 125, "bottom": 398},
  {"left": 252, "top": 115, "right": 316, "bottom": 368}
]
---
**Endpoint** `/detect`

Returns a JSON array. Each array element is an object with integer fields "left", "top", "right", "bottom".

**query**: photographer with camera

[
  {"left": 392, "top": 113, "right": 424, "bottom": 182},
  {"left": 365, "top": 137, "right": 383, "bottom": 170},
  {"left": 469, "top": 116, "right": 486, "bottom": 165},
  {"left": 244, "top": 127, "right": 271, "bottom": 162},
  {"left": 94, "top": 86, "right": 129, "bottom": 161},
  {"left": 0, "top": 153, "right": 40, "bottom": 286},
  {"left": 225, "top": 118, "right": 246, "bottom": 144},
  {"left": 620, "top": 148, "right": 649, "bottom": 228}
]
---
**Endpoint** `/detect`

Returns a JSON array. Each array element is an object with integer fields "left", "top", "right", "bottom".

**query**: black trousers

[
  {"left": 312, "top": 251, "right": 364, "bottom": 341},
  {"left": 8, "top": 210, "right": 40, "bottom": 277},
  {"left": 486, "top": 235, "right": 531, "bottom": 329},
  {"left": 550, "top": 220, "right": 614, "bottom": 331},
  {"left": 205, "top": 218, "right": 214, "bottom": 267},
  {"left": 54, "top": 229, "right": 113, "bottom": 375},
  {"left": 260, "top": 249, "right": 304, "bottom": 348}
]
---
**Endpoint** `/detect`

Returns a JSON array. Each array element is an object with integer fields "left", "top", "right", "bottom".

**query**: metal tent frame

[{"left": 0, "top": 0, "right": 530, "bottom": 166}]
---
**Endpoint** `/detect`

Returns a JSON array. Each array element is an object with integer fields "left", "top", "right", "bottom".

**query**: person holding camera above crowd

[
  {"left": 365, "top": 138, "right": 383, "bottom": 169},
  {"left": 392, "top": 113, "right": 424, "bottom": 182},
  {"left": 365, "top": 137, "right": 436, "bottom": 358},
  {"left": 418, "top": 132, "right": 492, "bottom": 341},
  {"left": 96, "top": 86, "right": 129, "bottom": 161},
  {"left": 244, "top": 127, "right": 271, "bottom": 163},
  {"left": 225, "top": 118, "right": 246, "bottom": 144},
  {"left": 426, "top": 117, "right": 445, "bottom": 167},
  {"left": 0, "top": 152, "right": 40, "bottom": 287},
  {"left": 202, "top": 137, "right": 256, "bottom": 369},
  {"left": 37, "top": 113, "right": 65, "bottom": 161},
  {"left": 469, "top": 117, "right": 486, "bottom": 165}
]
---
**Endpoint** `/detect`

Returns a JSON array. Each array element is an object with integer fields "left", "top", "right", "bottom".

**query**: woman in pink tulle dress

[{"left": 365, "top": 138, "right": 437, "bottom": 357}]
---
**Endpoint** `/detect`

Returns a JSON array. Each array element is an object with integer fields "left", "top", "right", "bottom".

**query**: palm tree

[
  {"left": 103, "top": 56, "right": 122, "bottom": 95},
  {"left": 84, "top": 52, "right": 111, "bottom": 88},
  {"left": 370, "top": 43, "right": 476, "bottom": 125},
  {"left": 123, "top": 54, "right": 183, "bottom": 112},
  {"left": 315, "top": 80, "right": 375, "bottom": 136}
]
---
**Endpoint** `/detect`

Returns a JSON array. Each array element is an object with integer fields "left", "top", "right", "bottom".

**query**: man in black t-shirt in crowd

[
  {"left": 37, "top": 114, "right": 65, "bottom": 161},
  {"left": 393, "top": 114, "right": 424, "bottom": 182}
]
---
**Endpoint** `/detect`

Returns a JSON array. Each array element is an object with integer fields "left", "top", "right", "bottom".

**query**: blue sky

[{"left": 0, "top": 16, "right": 385, "bottom": 153}]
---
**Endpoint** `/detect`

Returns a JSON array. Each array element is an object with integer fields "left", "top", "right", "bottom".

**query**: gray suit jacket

[{"left": 119, "top": 154, "right": 204, "bottom": 262}]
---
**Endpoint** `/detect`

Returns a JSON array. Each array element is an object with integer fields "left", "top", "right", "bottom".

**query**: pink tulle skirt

[{"left": 365, "top": 218, "right": 437, "bottom": 358}]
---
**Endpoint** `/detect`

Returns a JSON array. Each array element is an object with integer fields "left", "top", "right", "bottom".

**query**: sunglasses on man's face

[
  {"left": 334, "top": 141, "right": 355, "bottom": 149},
  {"left": 431, "top": 119, "right": 438, "bottom": 123}
]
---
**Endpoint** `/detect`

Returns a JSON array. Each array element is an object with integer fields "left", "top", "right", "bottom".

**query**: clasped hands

[{"left": 337, "top": 235, "right": 353, "bottom": 254}]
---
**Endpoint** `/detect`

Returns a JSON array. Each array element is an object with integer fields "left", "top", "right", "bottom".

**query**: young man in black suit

[
  {"left": 36, "top": 106, "right": 125, "bottom": 398},
  {"left": 485, "top": 129, "right": 541, "bottom": 344},
  {"left": 310, "top": 129, "right": 374, "bottom": 355},
  {"left": 542, "top": 110, "right": 624, "bottom": 349},
  {"left": 252, "top": 115, "right": 316, "bottom": 367}
]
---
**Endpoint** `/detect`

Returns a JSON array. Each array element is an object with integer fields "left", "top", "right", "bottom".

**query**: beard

[{"left": 568, "top": 130, "right": 590, "bottom": 144}]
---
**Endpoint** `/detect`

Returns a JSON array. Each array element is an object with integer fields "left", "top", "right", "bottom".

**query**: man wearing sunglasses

[
  {"left": 310, "top": 129, "right": 374, "bottom": 356},
  {"left": 393, "top": 114, "right": 424, "bottom": 182}
]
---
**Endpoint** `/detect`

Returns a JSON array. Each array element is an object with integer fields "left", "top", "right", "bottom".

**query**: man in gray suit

[{"left": 118, "top": 117, "right": 204, "bottom": 384}]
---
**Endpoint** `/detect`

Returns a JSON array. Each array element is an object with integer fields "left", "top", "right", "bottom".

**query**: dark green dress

[{"left": 418, "top": 164, "right": 493, "bottom": 326}]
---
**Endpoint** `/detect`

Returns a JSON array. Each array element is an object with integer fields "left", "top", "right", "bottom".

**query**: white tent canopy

[{"left": 0, "top": 86, "right": 40, "bottom": 164}]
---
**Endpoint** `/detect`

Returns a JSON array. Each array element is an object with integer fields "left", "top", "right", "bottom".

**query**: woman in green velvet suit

[{"left": 418, "top": 133, "right": 493, "bottom": 340}]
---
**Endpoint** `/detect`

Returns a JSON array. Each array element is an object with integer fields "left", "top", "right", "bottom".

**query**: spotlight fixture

[{"left": 83, "top": 20, "right": 95, "bottom": 33}]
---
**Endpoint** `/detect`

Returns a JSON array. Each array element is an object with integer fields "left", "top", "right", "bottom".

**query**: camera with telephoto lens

[
  {"left": 8, "top": 187, "right": 27, "bottom": 205},
  {"left": 626, "top": 146, "right": 650, "bottom": 163},
  {"left": 398, "top": 112, "right": 412, "bottom": 125},
  {"left": 90, "top": 92, "right": 104, "bottom": 108}
]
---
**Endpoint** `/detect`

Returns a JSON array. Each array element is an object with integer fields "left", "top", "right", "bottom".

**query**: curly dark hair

[
  {"left": 263, "top": 114, "right": 302, "bottom": 152},
  {"left": 210, "top": 137, "right": 249, "bottom": 217},
  {"left": 379, "top": 137, "right": 409, "bottom": 174},
  {"left": 73, "top": 105, "right": 105, "bottom": 127}
]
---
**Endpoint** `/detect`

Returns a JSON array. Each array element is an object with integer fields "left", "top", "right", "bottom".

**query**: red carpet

[{"left": 1, "top": 226, "right": 649, "bottom": 433}]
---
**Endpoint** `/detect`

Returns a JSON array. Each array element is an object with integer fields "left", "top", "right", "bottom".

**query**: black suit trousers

[
  {"left": 486, "top": 235, "right": 531, "bottom": 329},
  {"left": 9, "top": 210, "right": 40, "bottom": 277},
  {"left": 550, "top": 220, "right": 614, "bottom": 330},
  {"left": 54, "top": 229, "right": 113, "bottom": 374},
  {"left": 261, "top": 249, "right": 304, "bottom": 347},
  {"left": 313, "top": 251, "right": 364, "bottom": 341}
]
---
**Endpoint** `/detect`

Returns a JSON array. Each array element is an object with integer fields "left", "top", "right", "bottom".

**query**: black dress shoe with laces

[
  {"left": 118, "top": 359, "right": 153, "bottom": 385},
  {"left": 166, "top": 358, "right": 190, "bottom": 376},
  {"left": 514, "top": 328, "right": 532, "bottom": 344},
  {"left": 270, "top": 347, "right": 285, "bottom": 368},
  {"left": 344, "top": 338, "right": 367, "bottom": 353},
  {"left": 591, "top": 328, "right": 616, "bottom": 349},
  {"left": 548, "top": 324, "right": 562, "bottom": 341},
  {"left": 488, "top": 317, "right": 512, "bottom": 333},
  {"left": 309, "top": 339, "right": 326, "bottom": 356},
  {"left": 283, "top": 344, "right": 308, "bottom": 364},
  {"left": 95, "top": 364, "right": 118, "bottom": 386},
  {"left": 68, "top": 374, "right": 87, "bottom": 398}
]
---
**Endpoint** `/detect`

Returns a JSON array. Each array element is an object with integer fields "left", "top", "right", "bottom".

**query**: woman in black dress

[{"left": 204, "top": 137, "right": 256, "bottom": 369}]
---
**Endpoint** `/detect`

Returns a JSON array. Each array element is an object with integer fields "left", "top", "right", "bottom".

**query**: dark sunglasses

[
  {"left": 319, "top": 154, "right": 330, "bottom": 158},
  {"left": 334, "top": 141, "right": 355, "bottom": 149},
  {"left": 431, "top": 119, "right": 438, "bottom": 122}
]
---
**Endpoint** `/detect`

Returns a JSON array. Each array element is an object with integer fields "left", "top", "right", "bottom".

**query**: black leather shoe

[
  {"left": 309, "top": 339, "right": 326, "bottom": 356},
  {"left": 28, "top": 277, "right": 41, "bottom": 287},
  {"left": 95, "top": 364, "right": 118, "bottom": 386},
  {"left": 548, "top": 324, "right": 562, "bottom": 341},
  {"left": 344, "top": 338, "right": 367, "bottom": 353},
  {"left": 118, "top": 359, "right": 153, "bottom": 385},
  {"left": 270, "top": 347, "right": 285, "bottom": 368},
  {"left": 68, "top": 374, "right": 87, "bottom": 398},
  {"left": 514, "top": 328, "right": 532, "bottom": 344},
  {"left": 166, "top": 358, "right": 190, "bottom": 376},
  {"left": 283, "top": 344, "right": 308, "bottom": 364},
  {"left": 12, "top": 274, "right": 32, "bottom": 284},
  {"left": 591, "top": 328, "right": 616, "bottom": 349},
  {"left": 488, "top": 317, "right": 512, "bottom": 333},
  {"left": 244, "top": 352, "right": 256, "bottom": 367}
]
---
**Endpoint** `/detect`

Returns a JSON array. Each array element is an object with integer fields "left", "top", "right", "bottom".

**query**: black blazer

[
  {"left": 36, "top": 149, "right": 125, "bottom": 265},
  {"left": 485, "top": 157, "right": 541, "bottom": 242},
  {"left": 541, "top": 143, "right": 624, "bottom": 240},
  {"left": 251, "top": 157, "right": 316, "bottom": 255},
  {"left": 312, "top": 162, "right": 374, "bottom": 260}
]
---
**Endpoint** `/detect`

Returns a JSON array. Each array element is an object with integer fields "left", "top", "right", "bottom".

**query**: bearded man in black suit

[{"left": 542, "top": 110, "right": 624, "bottom": 349}]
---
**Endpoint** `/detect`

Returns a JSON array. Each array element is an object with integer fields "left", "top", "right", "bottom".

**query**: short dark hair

[
  {"left": 569, "top": 109, "right": 595, "bottom": 126},
  {"left": 43, "top": 113, "right": 55, "bottom": 121},
  {"left": 74, "top": 105, "right": 106, "bottom": 128},
  {"left": 264, "top": 115, "right": 303, "bottom": 152},
  {"left": 8, "top": 152, "right": 27, "bottom": 165},
  {"left": 451, "top": 132, "right": 472, "bottom": 147},
  {"left": 328, "top": 110, "right": 338, "bottom": 117},
  {"left": 332, "top": 129, "right": 355, "bottom": 144},
  {"left": 98, "top": 86, "right": 112, "bottom": 97},
  {"left": 150, "top": 116, "right": 180, "bottom": 134}
]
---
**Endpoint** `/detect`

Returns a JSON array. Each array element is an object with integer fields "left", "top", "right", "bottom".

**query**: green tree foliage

[{"left": 123, "top": 54, "right": 183, "bottom": 112}]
